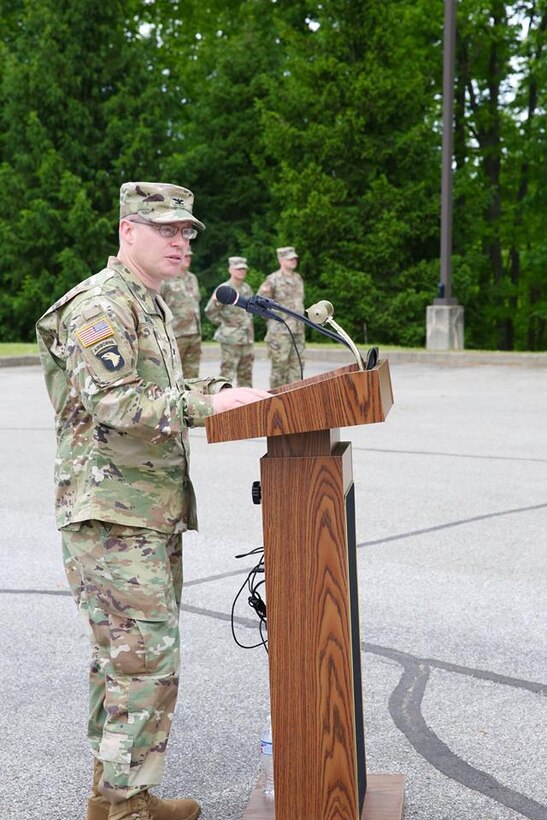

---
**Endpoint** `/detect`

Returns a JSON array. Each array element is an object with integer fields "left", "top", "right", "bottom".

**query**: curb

[
  {"left": 2, "top": 346, "right": 546, "bottom": 369},
  {"left": 0, "top": 355, "right": 43, "bottom": 368}
]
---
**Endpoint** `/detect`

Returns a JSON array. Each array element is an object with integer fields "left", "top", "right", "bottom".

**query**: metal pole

[{"left": 438, "top": 0, "right": 457, "bottom": 304}]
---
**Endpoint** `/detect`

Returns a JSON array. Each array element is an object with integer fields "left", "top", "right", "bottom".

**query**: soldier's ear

[{"left": 119, "top": 219, "right": 136, "bottom": 244}]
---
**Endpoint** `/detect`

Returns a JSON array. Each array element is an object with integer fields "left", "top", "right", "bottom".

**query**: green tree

[
  {"left": 1, "top": 0, "right": 545, "bottom": 350},
  {"left": 0, "top": 0, "right": 174, "bottom": 340},
  {"left": 153, "top": 0, "right": 283, "bottom": 331},
  {"left": 454, "top": 0, "right": 547, "bottom": 350},
  {"left": 254, "top": 0, "right": 444, "bottom": 346}
]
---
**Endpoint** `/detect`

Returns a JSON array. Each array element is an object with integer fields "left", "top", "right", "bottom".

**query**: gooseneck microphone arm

[{"left": 215, "top": 285, "right": 353, "bottom": 349}]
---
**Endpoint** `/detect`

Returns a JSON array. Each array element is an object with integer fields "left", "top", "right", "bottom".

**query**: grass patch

[{"left": 0, "top": 343, "right": 39, "bottom": 357}]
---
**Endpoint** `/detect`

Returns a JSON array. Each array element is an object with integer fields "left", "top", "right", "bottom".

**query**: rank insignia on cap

[
  {"left": 76, "top": 316, "right": 114, "bottom": 348},
  {"left": 94, "top": 343, "right": 125, "bottom": 372}
]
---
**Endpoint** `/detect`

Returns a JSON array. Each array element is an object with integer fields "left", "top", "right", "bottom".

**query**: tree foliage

[
  {"left": 0, "top": 0, "right": 545, "bottom": 349},
  {"left": 0, "top": 0, "right": 172, "bottom": 337}
]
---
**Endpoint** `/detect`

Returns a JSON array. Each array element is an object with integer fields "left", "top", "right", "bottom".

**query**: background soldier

[
  {"left": 160, "top": 248, "right": 202, "bottom": 378},
  {"left": 258, "top": 246, "right": 305, "bottom": 389},
  {"left": 36, "top": 181, "right": 268, "bottom": 820},
  {"left": 205, "top": 256, "right": 255, "bottom": 387}
]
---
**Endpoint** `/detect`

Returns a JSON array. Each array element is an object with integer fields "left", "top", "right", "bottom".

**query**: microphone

[
  {"left": 215, "top": 285, "right": 352, "bottom": 347},
  {"left": 307, "top": 300, "right": 334, "bottom": 325},
  {"left": 215, "top": 285, "right": 284, "bottom": 322},
  {"left": 307, "top": 300, "right": 366, "bottom": 370}
]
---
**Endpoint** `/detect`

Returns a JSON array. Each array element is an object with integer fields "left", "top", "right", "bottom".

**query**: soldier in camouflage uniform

[
  {"left": 258, "top": 246, "right": 305, "bottom": 389},
  {"left": 160, "top": 249, "right": 202, "bottom": 378},
  {"left": 36, "top": 182, "right": 268, "bottom": 820},
  {"left": 204, "top": 256, "right": 254, "bottom": 387}
]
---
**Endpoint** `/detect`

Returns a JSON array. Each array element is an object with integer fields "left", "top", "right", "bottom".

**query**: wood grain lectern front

[{"left": 205, "top": 361, "right": 405, "bottom": 820}]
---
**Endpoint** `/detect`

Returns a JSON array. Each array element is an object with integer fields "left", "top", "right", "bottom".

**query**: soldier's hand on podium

[{"left": 211, "top": 387, "right": 270, "bottom": 413}]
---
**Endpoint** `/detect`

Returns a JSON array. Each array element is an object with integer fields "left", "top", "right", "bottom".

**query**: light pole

[
  {"left": 426, "top": 0, "right": 465, "bottom": 349},
  {"left": 439, "top": 0, "right": 456, "bottom": 304}
]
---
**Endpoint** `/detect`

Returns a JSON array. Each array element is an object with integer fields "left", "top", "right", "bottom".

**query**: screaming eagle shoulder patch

[{"left": 91, "top": 339, "right": 126, "bottom": 372}]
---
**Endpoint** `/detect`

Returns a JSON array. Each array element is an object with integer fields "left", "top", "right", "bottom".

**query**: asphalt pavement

[{"left": 0, "top": 352, "right": 546, "bottom": 820}]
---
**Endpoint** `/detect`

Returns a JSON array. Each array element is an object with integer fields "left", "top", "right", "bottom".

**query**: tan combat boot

[
  {"left": 88, "top": 760, "right": 201, "bottom": 820},
  {"left": 145, "top": 793, "right": 201, "bottom": 820},
  {"left": 108, "top": 792, "right": 151, "bottom": 820}
]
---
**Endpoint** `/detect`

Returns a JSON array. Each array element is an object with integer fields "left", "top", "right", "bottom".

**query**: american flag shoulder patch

[{"left": 76, "top": 316, "right": 115, "bottom": 348}]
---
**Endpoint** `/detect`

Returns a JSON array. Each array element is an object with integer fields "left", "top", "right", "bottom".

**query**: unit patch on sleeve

[
  {"left": 76, "top": 316, "right": 115, "bottom": 348},
  {"left": 91, "top": 339, "right": 126, "bottom": 372}
]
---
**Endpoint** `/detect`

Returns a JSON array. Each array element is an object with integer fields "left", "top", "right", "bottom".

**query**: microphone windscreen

[
  {"left": 307, "top": 300, "right": 334, "bottom": 325},
  {"left": 216, "top": 285, "right": 238, "bottom": 305}
]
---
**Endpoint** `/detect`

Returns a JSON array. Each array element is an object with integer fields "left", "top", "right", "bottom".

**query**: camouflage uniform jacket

[
  {"left": 258, "top": 269, "right": 305, "bottom": 339},
  {"left": 160, "top": 272, "right": 201, "bottom": 338},
  {"left": 36, "top": 257, "right": 228, "bottom": 534},
  {"left": 205, "top": 281, "right": 254, "bottom": 344}
]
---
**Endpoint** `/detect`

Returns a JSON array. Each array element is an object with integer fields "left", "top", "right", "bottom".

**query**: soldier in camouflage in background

[
  {"left": 204, "top": 256, "right": 254, "bottom": 387},
  {"left": 258, "top": 246, "right": 305, "bottom": 389},
  {"left": 36, "top": 182, "right": 268, "bottom": 820},
  {"left": 160, "top": 248, "right": 202, "bottom": 378}
]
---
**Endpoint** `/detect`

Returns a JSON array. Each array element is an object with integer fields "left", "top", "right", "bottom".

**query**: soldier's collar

[{"left": 108, "top": 257, "right": 162, "bottom": 315}]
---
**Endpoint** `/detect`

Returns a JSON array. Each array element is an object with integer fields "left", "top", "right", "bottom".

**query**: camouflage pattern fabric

[
  {"left": 37, "top": 254, "right": 229, "bottom": 800},
  {"left": 119, "top": 182, "right": 205, "bottom": 231},
  {"left": 62, "top": 520, "right": 182, "bottom": 799},
  {"left": 266, "top": 333, "right": 305, "bottom": 389},
  {"left": 204, "top": 280, "right": 254, "bottom": 345},
  {"left": 174, "top": 333, "right": 201, "bottom": 380},
  {"left": 218, "top": 343, "right": 254, "bottom": 387},
  {"left": 36, "top": 256, "right": 227, "bottom": 534},
  {"left": 205, "top": 280, "right": 255, "bottom": 385},
  {"left": 160, "top": 270, "right": 202, "bottom": 378},
  {"left": 160, "top": 271, "right": 202, "bottom": 362},
  {"left": 258, "top": 269, "right": 305, "bottom": 387},
  {"left": 258, "top": 269, "right": 305, "bottom": 339}
]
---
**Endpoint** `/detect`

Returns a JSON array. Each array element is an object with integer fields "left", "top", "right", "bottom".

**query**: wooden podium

[{"left": 206, "top": 361, "right": 405, "bottom": 820}]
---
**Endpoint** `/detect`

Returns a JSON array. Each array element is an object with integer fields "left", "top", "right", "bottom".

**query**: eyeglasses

[{"left": 129, "top": 219, "right": 197, "bottom": 240}]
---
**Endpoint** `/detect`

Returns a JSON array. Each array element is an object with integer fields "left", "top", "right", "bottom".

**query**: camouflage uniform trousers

[
  {"left": 176, "top": 333, "right": 201, "bottom": 379},
  {"left": 266, "top": 334, "right": 305, "bottom": 389},
  {"left": 219, "top": 342, "right": 254, "bottom": 387},
  {"left": 62, "top": 520, "right": 183, "bottom": 801}
]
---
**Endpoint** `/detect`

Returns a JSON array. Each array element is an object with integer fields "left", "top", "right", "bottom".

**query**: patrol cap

[
  {"left": 228, "top": 256, "right": 248, "bottom": 269},
  {"left": 277, "top": 246, "right": 298, "bottom": 260},
  {"left": 120, "top": 181, "right": 206, "bottom": 231}
]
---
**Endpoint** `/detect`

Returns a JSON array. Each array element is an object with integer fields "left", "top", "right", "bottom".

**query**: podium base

[{"left": 242, "top": 772, "right": 405, "bottom": 819}]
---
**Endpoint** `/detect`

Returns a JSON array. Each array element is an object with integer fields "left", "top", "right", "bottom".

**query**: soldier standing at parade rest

[
  {"left": 160, "top": 248, "right": 202, "bottom": 378},
  {"left": 257, "top": 246, "right": 305, "bottom": 389},
  {"left": 205, "top": 256, "right": 255, "bottom": 387},
  {"left": 36, "top": 181, "right": 269, "bottom": 820}
]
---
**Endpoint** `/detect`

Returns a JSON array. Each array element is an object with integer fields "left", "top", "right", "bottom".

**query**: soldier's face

[
  {"left": 229, "top": 266, "right": 247, "bottom": 282},
  {"left": 280, "top": 256, "right": 298, "bottom": 273},
  {"left": 122, "top": 219, "right": 194, "bottom": 290}
]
